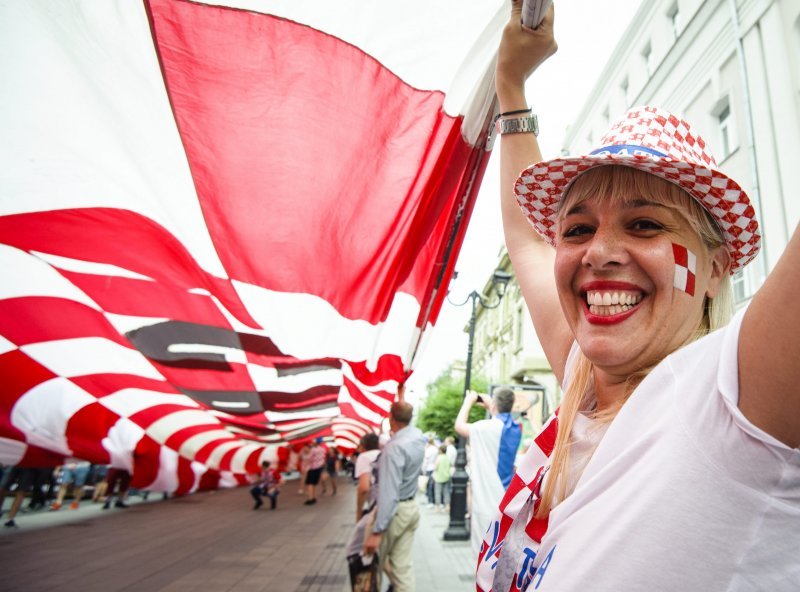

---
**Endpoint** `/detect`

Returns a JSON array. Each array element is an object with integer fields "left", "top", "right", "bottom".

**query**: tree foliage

[{"left": 416, "top": 367, "right": 488, "bottom": 440}]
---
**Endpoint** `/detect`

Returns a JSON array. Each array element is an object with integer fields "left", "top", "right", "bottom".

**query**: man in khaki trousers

[{"left": 363, "top": 401, "right": 426, "bottom": 591}]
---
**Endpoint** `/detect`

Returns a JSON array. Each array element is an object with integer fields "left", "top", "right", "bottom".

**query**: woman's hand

[{"left": 496, "top": 0, "right": 557, "bottom": 110}]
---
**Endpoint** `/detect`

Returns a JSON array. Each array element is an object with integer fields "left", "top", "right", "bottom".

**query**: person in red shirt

[
  {"left": 303, "top": 438, "right": 326, "bottom": 505},
  {"left": 250, "top": 461, "right": 282, "bottom": 510}
]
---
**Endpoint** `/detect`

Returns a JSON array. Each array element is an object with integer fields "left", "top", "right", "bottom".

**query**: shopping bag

[{"left": 347, "top": 553, "right": 379, "bottom": 592}]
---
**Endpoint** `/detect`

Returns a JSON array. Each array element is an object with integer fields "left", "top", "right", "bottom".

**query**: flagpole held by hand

[{"left": 521, "top": 0, "right": 552, "bottom": 30}]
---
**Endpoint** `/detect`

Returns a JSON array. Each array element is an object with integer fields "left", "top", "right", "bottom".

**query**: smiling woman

[
  {"left": 474, "top": 2, "right": 800, "bottom": 591},
  {"left": 556, "top": 169, "right": 730, "bottom": 355},
  {"left": 539, "top": 165, "right": 734, "bottom": 516}
]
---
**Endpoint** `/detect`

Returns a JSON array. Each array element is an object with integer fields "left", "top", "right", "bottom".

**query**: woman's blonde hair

[{"left": 535, "top": 165, "right": 733, "bottom": 518}]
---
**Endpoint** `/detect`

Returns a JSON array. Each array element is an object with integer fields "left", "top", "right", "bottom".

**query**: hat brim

[{"left": 514, "top": 153, "right": 761, "bottom": 273}]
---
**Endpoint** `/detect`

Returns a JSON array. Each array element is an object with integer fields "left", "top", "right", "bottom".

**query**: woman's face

[{"left": 554, "top": 171, "right": 727, "bottom": 377}]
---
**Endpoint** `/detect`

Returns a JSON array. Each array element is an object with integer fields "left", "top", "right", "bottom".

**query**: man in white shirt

[{"left": 455, "top": 387, "right": 521, "bottom": 554}]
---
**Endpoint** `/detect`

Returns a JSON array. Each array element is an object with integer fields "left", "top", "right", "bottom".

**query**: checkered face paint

[{"left": 672, "top": 243, "right": 696, "bottom": 296}]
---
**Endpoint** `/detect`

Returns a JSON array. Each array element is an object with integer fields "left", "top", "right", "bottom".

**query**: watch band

[{"left": 495, "top": 114, "right": 539, "bottom": 136}]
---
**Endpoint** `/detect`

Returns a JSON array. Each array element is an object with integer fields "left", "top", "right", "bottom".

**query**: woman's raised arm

[
  {"left": 495, "top": 1, "right": 572, "bottom": 382},
  {"left": 739, "top": 223, "right": 800, "bottom": 447}
]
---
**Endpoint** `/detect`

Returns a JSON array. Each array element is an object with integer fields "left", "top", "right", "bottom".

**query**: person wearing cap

[
  {"left": 475, "top": 3, "right": 800, "bottom": 592},
  {"left": 363, "top": 401, "right": 426, "bottom": 592}
]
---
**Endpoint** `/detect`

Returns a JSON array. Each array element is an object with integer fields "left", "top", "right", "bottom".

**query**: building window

[
  {"left": 642, "top": 42, "right": 655, "bottom": 77},
  {"left": 602, "top": 107, "right": 610, "bottom": 128},
  {"left": 667, "top": 2, "right": 681, "bottom": 40},
  {"left": 719, "top": 105, "right": 732, "bottom": 157},
  {"left": 795, "top": 16, "right": 800, "bottom": 78},
  {"left": 514, "top": 305, "right": 524, "bottom": 351},
  {"left": 731, "top": 269, "right": 749, "bottom": 303},
  {"left": 713, "top": 97, "right": 737, "bottom": 159},
  {"left": 621, "top": 77, "right": 630, "bottom": 107}
]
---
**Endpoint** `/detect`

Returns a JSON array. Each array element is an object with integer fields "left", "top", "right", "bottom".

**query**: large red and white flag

[{"left": 0, "top": 0, "right": 504, "bottom": 492}]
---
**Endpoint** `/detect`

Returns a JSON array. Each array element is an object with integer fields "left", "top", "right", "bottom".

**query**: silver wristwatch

[{"left": 495, "top": 114, "right": 539, "bottom": 136}]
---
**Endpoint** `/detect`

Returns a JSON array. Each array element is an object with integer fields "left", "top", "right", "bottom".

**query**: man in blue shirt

[{"left": 363, "top": 401, "right": 425, "bottom": 591}]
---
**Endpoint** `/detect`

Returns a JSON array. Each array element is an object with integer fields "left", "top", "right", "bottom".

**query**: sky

[{"left": 405, "top": 0, "right": 643, "bottom": 404}]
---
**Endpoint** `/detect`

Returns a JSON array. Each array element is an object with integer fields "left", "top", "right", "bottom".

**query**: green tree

[{"left": 416, "top": 366, "right": 488, "bottom": 440}]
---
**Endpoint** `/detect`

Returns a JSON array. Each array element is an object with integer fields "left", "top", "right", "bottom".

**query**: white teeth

[
  {"left": 586, "top": 290, "right": 642, "bottom": 309},
  {"left": 589, "top": 303, "right": 632, "bottom": 316}
]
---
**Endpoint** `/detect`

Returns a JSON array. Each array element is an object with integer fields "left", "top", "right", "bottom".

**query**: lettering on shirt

[
  {"left": 516, "top": 547, "right": 537, "bottom": 590},
  {"left": 484, "top": 520, "right": 504, "bottom": 570},
  {"left": 531, "top": 546, "right": 556, "bottom": 590}
]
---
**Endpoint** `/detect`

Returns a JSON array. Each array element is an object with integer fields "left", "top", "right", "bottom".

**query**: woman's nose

[{"left": 581, "top": 227, "right": 629, "bottom": 270}]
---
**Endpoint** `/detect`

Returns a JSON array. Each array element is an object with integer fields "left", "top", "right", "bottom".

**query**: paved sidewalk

[{"left": 0, "top": 479, "right": 476, "bottom": 591}]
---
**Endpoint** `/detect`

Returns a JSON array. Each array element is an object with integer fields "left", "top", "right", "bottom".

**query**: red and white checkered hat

[{"left": 514, "top": 106, "right": 761, "bottom": 273}]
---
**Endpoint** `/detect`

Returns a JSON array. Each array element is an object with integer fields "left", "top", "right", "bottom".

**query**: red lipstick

[{"left": 579, "top": 280, "right": 643, "bottom": 293}]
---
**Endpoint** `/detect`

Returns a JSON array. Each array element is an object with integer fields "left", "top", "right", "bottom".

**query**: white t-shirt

[
  {"left": 446, "top": 443, "right": 457, "bottom": 468},
  {"left": 354, "top": 449, "right": 380, "bottom": 479},
  {"left": 470, "top": 416, "right": 505, "bottom": 554},
  {"left": 423, "top": 443, "right": 438, "bottom": 472},
  {"left": 520, "top": 308, "right": 800, "bottom": 591}
]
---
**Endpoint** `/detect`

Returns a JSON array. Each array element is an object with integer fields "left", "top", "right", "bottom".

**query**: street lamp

[{"left": 443, "top": 268, "right": 512, "bottom": 541}]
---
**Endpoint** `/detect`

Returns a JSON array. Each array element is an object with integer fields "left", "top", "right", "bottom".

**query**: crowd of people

[{"left": 0, "top": 461, "right": 135, "bottom": 528}]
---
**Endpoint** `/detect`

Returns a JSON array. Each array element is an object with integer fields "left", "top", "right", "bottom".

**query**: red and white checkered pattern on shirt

[
  {"left": 476, "top": 412, "right": 559, "bottom": 592},
  {"left": 514, "top": 106, "right": 761, "bottom": 273}
]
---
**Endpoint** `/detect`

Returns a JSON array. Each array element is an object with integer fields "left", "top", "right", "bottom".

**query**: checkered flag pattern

[
  {"left": 476, "top": 413, "right": 559, "bottom": 592},
  {"left": 514, "top": 106, "right": 761, "bottom": 273},
  {"left": 672, "top": 243, "right": 697, "bottom": 296}
]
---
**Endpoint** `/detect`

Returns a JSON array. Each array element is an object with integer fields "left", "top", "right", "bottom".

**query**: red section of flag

[
  {"left": 2, "top": 0, "right": 497, "bottom": 487},
  {"left": 147, "top": 0, "right": 472, "bottom": 324},
  {"left": 132, "top": 434, "right": 162, "bottom": 488},
  {"left": 0, "top": 208, "right": 261, "bottom": 328},
  {"left": 0, "top": 297, "right": 127, "bottom": 348},
  {"left": 65, "top": 402, "right": 118, "bottom": 463},
  {"left": 175, "top": 456, "right": 197, "bottom": 495},
  {"left": 0, "top": 351, "right": 56, "bottom": 446},
  {"left": 70, "top": 375, "right": 177, "bottom": 399}
]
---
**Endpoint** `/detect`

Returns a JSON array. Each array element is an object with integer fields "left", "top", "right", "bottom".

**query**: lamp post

[{"left": 443, "top": 268, "right": 512, "bottom": 541}]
